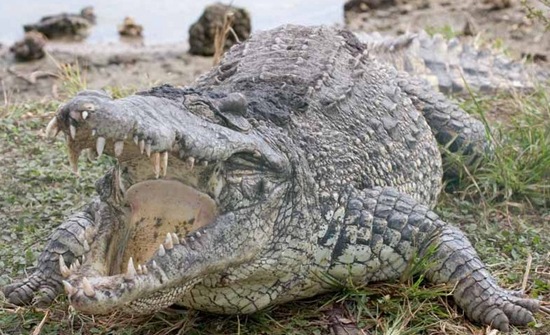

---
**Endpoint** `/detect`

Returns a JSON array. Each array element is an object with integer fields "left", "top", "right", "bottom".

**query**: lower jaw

[{"left": 105, "top": 179, "right": 218, "bottom": 276}]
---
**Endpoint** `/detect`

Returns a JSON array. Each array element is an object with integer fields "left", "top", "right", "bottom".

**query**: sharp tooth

[
  {"left": 62, "top": 280, "right": 77, "bottom": 296},
  {"left": 133, "top": 136, "right": 139, "bottom": 145},
  {"left": 170, "top": 233, "right": 180, "bottom": 245},
  {"left": 151, "top": 152, "right": 160, "bottom": 178},
  {"left": 161, "top": 152, "right": 168, "bottom": 176},
  {"left": 82, "top": 111, "right": 89, "bottom": 120},
  {"left": 45, "top": 117, "right": 59, "bottom": 138},
  {"left": 74, "top": 259, "right": 81, "bottom": 268},
  {"left": 253, "top": 150, "right": 261, "bottom": 158},
  {"left": 145, "top": 142, "right": 152, "bottom": 157},
  {"left": 82, "top": 277, "right": 96, "bottom": 297},
  {"left": 125, "top": 257, "right": 136, "bottom": 280},
  {"left": 201, "top": 160, "right": 208, "bottom": 167},
  {"left": 139, "top": 140, "right": 145, "bottom": 154},
  {"left": 92, "top": 129, "right": 97, "bottom": 136},
  {"left": 59, "top": 257, "right": 71, "bottom": 278},
  {"left": 142, "top": 265, "right": 148, "bottom": 274},
  {"left": 114, "top": 141, "right": 124, "bottom": 157},
  {"left": 187, "top": 156, "right": 195, "bottom": 169},
  {"left": 83, "top": 240, "right": 90, "bottom": 252},
  {"left": 164, "top": 233, "right": 174, "bottom": 250},
  {"left": 68, "top": 148, "right": 80, "bottom": 174},
  {"left": 151, "top": 260, "right": 158, "bottom": 269},
  {"left": 96, "top": 137, "right": 106, "bottom": 156},
  {"left": 158, "top": 244, "right": 166, "bottom": 257},
  {"left": 69, "top": 125, "right": 77, "bottom": 140},
  {"left": 195, "top": 231, "right": 202, "bottom": 238}
]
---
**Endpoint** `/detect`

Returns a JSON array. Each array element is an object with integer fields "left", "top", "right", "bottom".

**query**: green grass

[{"left": 1, "top": 85, "right": 549, "bottom": 334}]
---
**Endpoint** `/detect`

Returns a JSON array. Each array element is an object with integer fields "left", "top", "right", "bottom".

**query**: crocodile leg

[
  {"left": 324, "top": 187, "right": 539, "bottom": 332},
  {"left": 3, "top": 200, "right": 99, "bottom": 306},
  {"left": 397, "top": 75, "right": 491, "bottom": 175}
]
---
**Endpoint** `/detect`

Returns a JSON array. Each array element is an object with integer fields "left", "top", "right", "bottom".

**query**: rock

[
  {"left": 188, "top": 3, "right": 251, "bottom": 56},
  {"left": 482, "top": 0, "right": 513, "bottom": 10},
  {"left": 9, "top": 31, "right": 47, "bottom": 61},
  {"left": 118, "top": 17, "right": 143, "bottom": 37},
  {"left": 23, "top": 7, "right": 95, "bottom": 40}
]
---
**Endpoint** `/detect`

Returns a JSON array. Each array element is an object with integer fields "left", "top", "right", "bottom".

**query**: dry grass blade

[
  {"left": 521, "top": 253, "right": 533, "bottom": 292},
  {"left": 31, "top": 310, "right": 49, "bottom": 335},
  {"left": 213, "top": 11, "right": 237, "bottom": 66}
]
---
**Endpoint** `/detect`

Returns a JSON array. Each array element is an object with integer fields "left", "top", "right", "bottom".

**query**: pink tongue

[{"left": 118, "top": 179, "right": 218, "bottom": 270}]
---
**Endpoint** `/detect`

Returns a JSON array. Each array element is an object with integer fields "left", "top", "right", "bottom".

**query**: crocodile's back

[{"left": 195, "top": 25, "right": 443, "bottom": 206}]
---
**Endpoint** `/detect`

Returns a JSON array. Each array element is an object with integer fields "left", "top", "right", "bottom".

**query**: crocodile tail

[{"left": 356, "top": 30, "right": 549, "bottom": 94}]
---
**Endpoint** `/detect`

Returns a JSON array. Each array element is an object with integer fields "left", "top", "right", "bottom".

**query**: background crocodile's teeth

[
  {"left": 170, "top": 233, "right": 180, "bottom": 245},
  {"left": 45, "top": 117, "right": 59, "bottom": 138},
  {"left": 200, "top": 160, "right": 208, "bottom": 167},
  {"left": 69, "top": 125, "right": 77, "bottom": 140},
  {"left": 142, "top": 265, "right": 148, "bottom": 274},
  {"left": 151, "top": 153, "right": 160, "bottom": 178},
  {"left": 62, "top": 280, "right": 77, "bottom": 295},
  {"left": 161, "top": 152, "right": 168, "bottom": 176},
  {"left": 82, "top": 277, "right": 96, "bottom": 297},
  {"left": 164, "top": 233, "right": 174, "bottom": 250},
  {"left": 125, "top": 257, "right": 136, "bottom": 280},
  {"left": 187, "top": 156, "right": 195, "bottom": 170},
  {"left": 96, "top": 137, "right": 106, "bottom": 156},
  {"left": 92, "top": 129, "right": 97, "bottom": 136},
  {"left": 81, "top": 111, "right": 89, "bottom": 120},
  {"left": 59, "top": 257, "right": 71, "bottom": 278},
  {"left": 158, "top": 244, "right": 166, "bottom": 257},
  {"left": 114, "top": 141, "right": 124, "bottom": 157},
  {"left": 139, "top": 140, "right": 145, "bottom": 154},
  {"left": 133, "top": 135, "right": 139, "bottom": 145}
]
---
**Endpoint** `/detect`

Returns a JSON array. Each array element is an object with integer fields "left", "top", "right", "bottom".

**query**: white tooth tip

[
  {"left": 82, "top": 277, "right": 96, "bottom": 297},
  {"left": 59, "top": 257, "right": 71, "bottom": 278},
  {"left": 125, "top": 257, "right": 137, "bottom": 280},
  {"left": 96, "top": 137, "right": 106, "bottom": 157},
  {"left": 158, "top": 244, "right": 166, "bottom": 257},
  {"left": 69, "top": 125, "right": 76, "bottom": 140},
  {"left": 139, "top": 140, "right": 145, "bottom": 154},
  {"left": 187, "top": 157, "right": 195, "bottom": 169},
  {"left": 161, "top": 152, "right": 169, "bottom": 177},
  {"left": 45, "top": 117, "right": 59, "bottom": 138},
  {"left": 164, "top": 233, "right": 174, "bottom": 250},
  {"left": 114, "top": 141, "right": 124, "bottom": 157},
  {"left": 170, "top": 233, "right": 180, "bottom": 245},
  {"left": 146, "top": 143, "right": 152, "bottom": 157},
  {"left": 82, "top": 111, "right": 89, "bottom": 120},
  {"left": 133, "top": 136, "right": 139, "bottom": 145},
  {"left": 62, "top": 280, "right": 77, "bottom": 295}
]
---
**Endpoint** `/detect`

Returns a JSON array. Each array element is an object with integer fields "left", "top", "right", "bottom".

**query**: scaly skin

[{"left": 3, "top": 25, "right": 540, "bottom": 332}]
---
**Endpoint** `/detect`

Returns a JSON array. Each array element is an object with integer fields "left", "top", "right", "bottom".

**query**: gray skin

[{"left": 3, "top": 25, "right": 540, "bottom": 332}]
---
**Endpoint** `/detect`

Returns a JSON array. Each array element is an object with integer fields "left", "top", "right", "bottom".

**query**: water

[{"left": 0, "top": 1, "right": 344, "bottom": 45}]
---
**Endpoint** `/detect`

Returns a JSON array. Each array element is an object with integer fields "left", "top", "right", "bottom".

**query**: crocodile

[{"left": 2, "top": 25, "right": 541, "bottom": 332}]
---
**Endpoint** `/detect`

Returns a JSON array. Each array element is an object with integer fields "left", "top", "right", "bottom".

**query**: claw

[
  {"left": 114, "top": 141, "right": 124, "bottom": 157},
  {"left": 82, "top": 277, "right": 96, "bottom": 297},
  {"left": 69, "top": 124, "right": 77, "bottom": 140},
  {"left": 96, "top": 137, "right": 106, "bottom": 157},
  {"left": 59, "top": 257, "right": 71, "bottom": 278},
  {"left": 164, "top": 233, "right": 174, "bottom": 250},
  {"left": 151, "top": 152, "right": 160, "bottom": 178},
  {"left": 45, "top": 117, "right": 59, "bottom": 138},
  {"left": 161, "top": 152, "right": 168, "bottom": 176},
  {"left": 125, "top": 257, "right": 137, "bottom": 280},
  {"left": 62, "top": 280, "right": 77, "bottom": 296}
]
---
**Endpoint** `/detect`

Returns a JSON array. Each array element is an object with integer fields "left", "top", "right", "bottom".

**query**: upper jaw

[{"left": 46, "top": 90, "right": 289, "bottom": 177}]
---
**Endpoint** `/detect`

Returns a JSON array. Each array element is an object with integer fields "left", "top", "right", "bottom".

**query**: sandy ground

[{"left": 1, "top": 0, "right": 549, "bottom": 105}]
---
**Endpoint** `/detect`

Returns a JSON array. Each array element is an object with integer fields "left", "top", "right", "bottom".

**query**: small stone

[
  {"left": 118, "top": 17, "right": 143, "bottom": 37},
  {"left": 9, "top": 31, "right": 47, "bottom": 61}
]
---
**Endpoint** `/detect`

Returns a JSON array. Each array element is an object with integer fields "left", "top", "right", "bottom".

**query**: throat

[{"left": 108, "top": 179, "right": 218, "bottom": 275}]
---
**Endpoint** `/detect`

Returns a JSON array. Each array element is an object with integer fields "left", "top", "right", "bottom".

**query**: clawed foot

[
  {"left": 454, "top": 271, "right": 540, "bottom": 332},
  {"left": 3, "top": 272, "right": 61, "bottom": 307}
]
